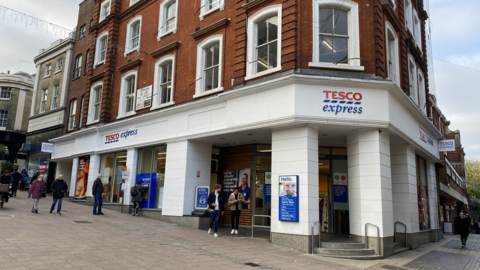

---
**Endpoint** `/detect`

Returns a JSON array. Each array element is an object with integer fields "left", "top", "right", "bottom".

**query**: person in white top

[{"left": 207, "top": 184, "right": 224, "bottom": 237}]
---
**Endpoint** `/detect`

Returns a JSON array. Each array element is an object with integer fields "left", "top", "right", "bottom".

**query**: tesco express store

[{"left": 51, "top": 74, "right": 442, "bottom": 255}]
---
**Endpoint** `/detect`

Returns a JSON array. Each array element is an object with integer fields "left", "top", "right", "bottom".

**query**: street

[{"left": 0, "top": 196, "right": 479, "bottom": 270}]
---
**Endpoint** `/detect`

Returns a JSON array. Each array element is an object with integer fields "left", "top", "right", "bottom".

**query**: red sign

[
  {"left": 196, "top": 170, "right": 201, "bottom": 178},
  {"left": 445, "top": 198, "right": 455, "bottom": 206},
  {"left": 323, "top": 91, "right": 363, "bottom": 101},
  {"left": 39, "top": 160, "right": 48, "bottom": 173}
]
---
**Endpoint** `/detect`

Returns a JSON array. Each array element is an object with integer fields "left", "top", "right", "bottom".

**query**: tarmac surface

[{"left": 0, "top": 194, "right": 479, "bottom": 270}]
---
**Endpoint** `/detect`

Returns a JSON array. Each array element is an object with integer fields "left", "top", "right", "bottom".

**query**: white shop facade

[{"left": 50, "top": 74, "right": 443, "bottom": 255}]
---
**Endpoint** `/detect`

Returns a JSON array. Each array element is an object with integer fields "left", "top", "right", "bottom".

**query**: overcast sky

[{"left": 0, "top": 0, "right": 478, "bottom": 158}]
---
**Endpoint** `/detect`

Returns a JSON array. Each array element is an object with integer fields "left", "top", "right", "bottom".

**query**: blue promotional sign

[
  {"left": 265, "top": 184, "right": 271, "bottom": 203},
  {"left": 333, "top": 173, "right": 348, "bottom": 203},
  {"left": 195, "top": 186, "right": 209, "bottom": 210},
  {"left": 279, "top": 175, "right": 299, "bottom": 222},
  {"left": 136, "top": 173, "right": 155, "bottom": 208}
]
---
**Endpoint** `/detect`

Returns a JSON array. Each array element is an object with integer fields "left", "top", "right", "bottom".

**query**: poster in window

[
  {"left": 223, "top": 168, "right": 251, "bottom": 209},
  {"left": 135, "top": 85, "right": 152, "bottom": 110},
  {"left": 279, "top": 175, "right": 299, "bottom": 222},
  {"left": 75, "top": 157, "right": 90, "bottom": 199}
]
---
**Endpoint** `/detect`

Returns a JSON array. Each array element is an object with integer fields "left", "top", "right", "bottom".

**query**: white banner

[
  {"left": 439, "top": 139, "right": 455, "bottom": 152},
  {"left": 40, "top": 142, "right": 54, "bottom": 153},
  {"left": 135, "top": 85, "right": 152, "bottom": 110}
]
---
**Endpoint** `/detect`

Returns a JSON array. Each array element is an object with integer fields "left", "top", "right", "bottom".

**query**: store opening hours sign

[
  {"left": 333, "top": 173, "right": 348, "bottom": 203},
  {"left": 279, "top": 175, "right": 299, "bottom": 222}
]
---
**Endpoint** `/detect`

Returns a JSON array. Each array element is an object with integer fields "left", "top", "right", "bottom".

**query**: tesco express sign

[{"left": 322, "top": 90, "right": 363, "bottom": 115}]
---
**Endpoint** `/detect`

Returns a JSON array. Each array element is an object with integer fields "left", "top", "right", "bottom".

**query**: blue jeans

[
  {"left": 93, "top": 194, "right": 102, "bottom": 214},
  {"left": 209, "top": 210, "right": 221, "bottom": 233},
  {"left": 50, "top": 197, "right": 63, "bottom": 213}
]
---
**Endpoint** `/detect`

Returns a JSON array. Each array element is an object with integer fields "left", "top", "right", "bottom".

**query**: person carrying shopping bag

[{"left": 28, "top": 176, "right": 45, "bottom": 214}]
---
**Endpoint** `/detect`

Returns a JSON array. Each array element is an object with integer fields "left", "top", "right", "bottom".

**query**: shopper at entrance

[
  {"left": 208, "top": 184, "right": 224, "bottom": 237},
  {"left": 228, "top": 187, "right": 249, "bottom": 235},
  {"left": 20, "top": 169, "right": 28, "bottom": 192},
  {"left": 454, "top": 211, "right": 470, "bottom": 247},
  {"left": 11, "top": 169, "right": 20, "bottom": 197},
  {"left": 92, "top": 174, "right": 104, "bottom": 215},
  {"left": 131, "top": 181, "right": 145, "bottom": 216},
  {"left": 49, "top": 174, "right": 68, "bottom": 215},
  {"left": 28, "top": 176, "right": 45, "bottom": 213},
  {"left": 239, "top": 173, "right": 250, "bottom": 209}
]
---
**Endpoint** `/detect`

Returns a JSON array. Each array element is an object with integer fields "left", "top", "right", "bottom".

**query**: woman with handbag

[{"left": 28, "top": 176, "right": 45, "bottom": 214}]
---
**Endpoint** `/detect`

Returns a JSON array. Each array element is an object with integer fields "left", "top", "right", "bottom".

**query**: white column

[
  {"left": 271, "top": 125, "right": 318, "bottom": 236},
  {"left": 391, "top": 143, "right": 419, "bottom": 234},
  {"left": 69, "top": 157, "right": 79, "bottom": 196},
  {"left": 86, "top": 154, "right": 101, "bottom": 197},
  {"left": 347, "top": 129, "right": 393, "bottom": 238},
  {"left": 14, "top": 89, "right": 26, "bottom": 130},
  {"left": 428, "top": 160, "right": 439, "bottom": 230},
  {"left": 123, "top": 148, "right": 138, "bottom": 205},
  {"left": 163, "top": 140, "right": 212, "bottom": 216}
]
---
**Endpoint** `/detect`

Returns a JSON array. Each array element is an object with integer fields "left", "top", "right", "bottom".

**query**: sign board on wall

[
  {"left": 279, "top": 175, "right": 299, "bottom": 222},
  {"left": 74, "top": 157, "right": 90, "bottom": 199},
  {"left": 419, "top": 128, "right": 434, "bottom": 146},
  {"left": 439, "top": 139, "right": 455, "bottom": 152},
  {"left": 39, "top": 160, "right": 48, "bottom": 173},
  {"left": 136, "top": 85, "right": 152, "bottom": 110},
  {"left": 333, "top": 173, "right": 348, "bottom": 203},
  {"left": 40, "top": 142, "right": 54, "bottom": 153},
  {"left": 265, "top": 172, "right": 271, "bottom": 203},
  {"left": 195, "top": 186, "right": 209, "bottom": 210}
]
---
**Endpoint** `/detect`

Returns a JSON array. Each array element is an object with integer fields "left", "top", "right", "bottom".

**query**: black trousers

[
  {"left": 461, "top": 234, "right": 468, "bottom": 245},
  {"left": 231, "top": 210, "right": 241, "bottom": 229},
  {"left": 19, "top": 182, "right": 26, "bottom": 191},
  {"left": 11, "top": 182, "right": 18, "bottom": 195}
]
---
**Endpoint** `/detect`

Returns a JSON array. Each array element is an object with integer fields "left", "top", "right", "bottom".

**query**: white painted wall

[
  {"left": 428, "top": 160, "right": 439, "bottom": 230},
  {"left": 69, "top": 157, "right": 78, "bottom": 196},
  {"left": 14, "top": 89, "right": 26, "bottom": 130},
  {"left": 271, "top": 126, "right": 319, "bottom": 236},
  {"left": 28, "top": 109, "right": 65, "bottom": 132},
  {"left": 87, "top": 154, "right": 101, "bottom": 197}
]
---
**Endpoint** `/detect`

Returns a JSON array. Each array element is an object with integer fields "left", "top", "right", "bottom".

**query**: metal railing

[
  {"left": 311, "top": 221, "right": 321, "bottom": 254},
  {"left": 252, "top": 215, "right": 271, "bottom": 240},
  {"left": 394, "top": 221, "right": 408, "bottom": 248},
  {"left": 365, "top": 223, "right": 381, "bottom": 255}
]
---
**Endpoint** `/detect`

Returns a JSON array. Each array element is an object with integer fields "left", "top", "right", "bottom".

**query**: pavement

[{"left": 0, "top": 194, "right": 478, "bottom": 270}]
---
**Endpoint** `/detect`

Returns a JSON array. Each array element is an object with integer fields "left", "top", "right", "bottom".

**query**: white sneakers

[
  {"left": 235, "top": 230, "right": 238, "bottom": 235},
  {"left": 231, "top": 229, "right": 235, "bottom": 235},
  {"left": 214, "top": 233, "right": 218, "bottom": 237},
  {"left": 208, "top": 228, "right": 212, "bottom": 234}
]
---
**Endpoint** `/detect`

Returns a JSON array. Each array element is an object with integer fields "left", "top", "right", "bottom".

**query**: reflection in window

[
  {"left": 159, "top": 61, "right": 172, "bottom": 104},
  {"left": 319, "top": 8, "right": 348, "bottom": 64},
  {"left": 204, "top": 43, "right": 220, "bottom": 91},
  {"left": 256, "top": 16, "right": 278, "bottom": 73},
  {"left": 125, "top": 76, "right": 135, "bottom": 113},
  {"left": 416, "top": 155, "right": 430, "bottom": 230}
]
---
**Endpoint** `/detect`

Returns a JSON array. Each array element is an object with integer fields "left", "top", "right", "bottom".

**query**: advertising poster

[
  {"left": 74, "top": 157, "right": 90, "bottom": 199},
  {"left": 135, "top": 85, "right": 152, "bottom": 110},
  {"left": 39, "top": 160, "right": 48, "bottom": 173},
  {"left": 439, "top": 139, "right": 455, "bottom": 152},
  {"left": 223, "top": 168, "right": 251, "bottom": 209},
  {"left": 333, "top": 173, "right": 348, "bottom": 203},
  {"left": 279, "top": 175, "right": 299, "bottom": 222},
  {"left": 265, "top": 172, "right": 271, "bottom": 203},
  {"left": 195, "top": 186, "right": 209, "bottom": 210}
]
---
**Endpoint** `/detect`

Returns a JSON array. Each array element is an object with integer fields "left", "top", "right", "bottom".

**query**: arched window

[
  {"left": 418, "top": 70, "right": 426, "bottom": 114},
  {"left": 158, "top": 0, "right": 178, "bottom": 41},
  {"left": 99, "top": 0, "right": 111, "bottom": 22},
  {"left": 199, "top": 0, "right": 225, "bottom": 21},
  {"left": 385, "top": 22, "right": 400, "bottom": 86},
  {"left": 74, "top": 54, "right": 82, "bottom": 79},
  {"left": 194, "top": 35, "right": 223, "bottom": 98},
  {"left": 118, "top": 70, "right": 138, "bottom": 118},
  {"left": 94, "top": 31, "right": 108, "bottom": 67},
  {"left": 408, "top": 55, "right": 418, "bottom": 105},
  {"left": 153, "top": 55, "right": 175, "bottom": 108},
  {"left": 125, "top": 16, "right": 142, "bottom": 55},
  {"left": 88, "top": 81, "right": 103, "bottom": 123},
  {"left": 68, "top": 99, "right": 77, "bottom": 130}
]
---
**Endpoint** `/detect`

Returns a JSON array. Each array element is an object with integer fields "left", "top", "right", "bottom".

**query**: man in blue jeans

[
  {"left": 50, "top": 174, "right": 68, "bottom": 215},
  {"left": 92, "top": 174, "right": 104, "bottom": 215},
  {"left": 207, "top": 184, "right": 224, "bottom": 237}
]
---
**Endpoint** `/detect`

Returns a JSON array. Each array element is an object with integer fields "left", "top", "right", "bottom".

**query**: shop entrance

[{"left": 318, "top": 147, "right": 349, "bottom": 235}]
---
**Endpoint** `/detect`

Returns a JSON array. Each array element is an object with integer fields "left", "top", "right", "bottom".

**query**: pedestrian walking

[
  {"left": 207, "top": 184, "right": 225, "bottom": 237},
  {"left": 130, "top": 181, "right": 145, "bottom": 216},
  {"left": 19, "top": 169, "right": 28, "bottom": 192},
  {"left": 454, "top": 211, "right": 470, "bottom": 247},
  {"left": 30, "top": 171, "right": 39, "bottom": 185},
  {"left": 92, "top": 174, "right": 104, "bottom": 215},
  {"left": 11, "top": 169, "right": 20, "bottom": 197},
  {"left": 0, "top": 170, "right": 13, "bottom": 199},
  {"left": 49, "top": 174, "right": 68, "bottom": 215},
  {"left": 28, "top": 176, "right": 45, "bottom": 213},
  {"left": 228, "top": 187, "right": 250, "bottom": 235}
]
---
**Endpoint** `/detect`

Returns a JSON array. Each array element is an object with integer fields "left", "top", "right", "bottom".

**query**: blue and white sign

[
  {"left": 333, "top": 173, "right": 348, "bottom": 203},
  {"left": 265, "top": 172, "right": 271, "bottom": 203},
  {"left": 195, "top": 186, "right": 210, "bottom": 210},
  {"left": 279, "top": 175, "right": 299, "bottom": 222}
]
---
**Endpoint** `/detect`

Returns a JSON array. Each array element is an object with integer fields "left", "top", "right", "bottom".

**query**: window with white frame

[
  {"left": 195, "top": 35, "right": 223, "bottom": 97},
  {"left": 0, "top": 110, "right": 7, "bottom": 130},
  {"left": 246, "top": 5, "right": 282, "bottom": 80},
  {"left": 74, "top": 55, "right": 82, "bottom": 79},
  {"left": 94, "top": 32, "right": 108, "bottom": 66},
  {"left": 0, "top": 87, "right": 12, "bottom": 99},
  {"left": 99, "top": 0, "right": 111, "bottom": 22},
  {"left": 55, "top": 59, "right": 63, "bottom": 73},
  {"left": 79, "top": 96, "right": 84, "bottom": 128},
  {"left": 88, "top": 82, "right": 103, "bottom": 123},
  {"left": 153, "top": 55, "right": 175, "bottom": 108},
  {"left": 51, "top": 85, "right": 59, "bottom": 109},
  {"left": 408, "top": 56, "right": 418, "bottom": 105},
  {"left": 418, "top": 70, "right": 426, "bottom": 114},
  {"left": 68, "top": 99, "right": 77, "bottom": 130},
  {"left": 44, "top": 64, "right": 51, "bottom": 77},
  {"left": 79, "top": 25, "right": 86, "bottom": 39},
  {"left": 385, "top": 22, "right": 399, "bottom": 85},
  {"left": 158, "top": 0, "right": 178, "bottom": 40},
  {"left": 84, "top": 50, "right": 90, "bottom": 75},
  {"left": 130, "top": 0, "right": 139, "bottom": 6},
  {"left": 125, "top": 17, "right": 142, "bottom": 54},
  {"left": 118, "top": 71, "right": 137, "bottom": 117},
  {"left": 311, "top": 0, "right": 363, "bottom": 70},
  {"left": 199, "top": 0, "right": 225, "bottom": 20},
  {"left": 40, "top": 89, "right": 48, "bottom": 113},
  {"left": 413, "top": 10, "right": 422, "bottom": 51},
  {"left": 405, "top": 0, "right": 413, "bottom": 32}
]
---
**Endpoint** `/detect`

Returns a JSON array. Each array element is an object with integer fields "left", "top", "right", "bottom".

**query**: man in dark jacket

[
  {"left": 30, "top": 171, "right": 39, "bottom": 184},
  {"left": 0, "top": 170, "right": 13, "bottom": 201},
  {"left": 207, "top": 184, "right": 225, "bottom": 237},
  {"left": 92, "top": 174, "right": 104, "bottom": 215},
  {"left": 50, "top": 174, "right": 68, "bottom": 215},
  {"left": 11, "top": 169, "right": 20, "bottom": 197},
  {"left": 131, "top": 181, "right": 145, "bottom": 216}
]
